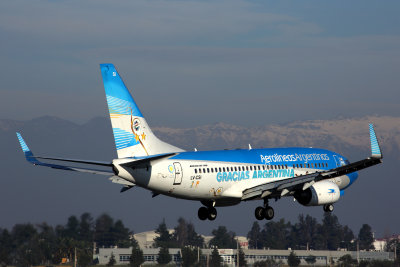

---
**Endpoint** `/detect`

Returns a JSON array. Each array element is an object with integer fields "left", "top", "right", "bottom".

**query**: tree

[
  {"left": 253, "top": 259, "right": 280, "bottom": 267},
  {"left": 95, "top": 213, "right": 115, "bottom": 248},
  {"left": 287, "top": 251, "right": 300, "bottom": 267},
  {"left": 247, "top": 222, "right": 262, "bottom": 249},
  {"left": 209, "top": 247, "right": 221, "bottom": 267},
  {"left": 305, "top": 255, "right": 316, "bottom": 265},
  {"left": 113, "top": 220, "right": 131, "bottom": 248},
  {"left": 261, "top": 219, "right": 291, "bottom": 249},
  {"left": 0, "top": 229, "right": 13, "bottom": 267},
  {"left": 79, "top": 212, "right": 94, "bottom": 242},
  {"left": 181, "top": 246, "right": 198, "bottom": 267},
  {"left": 154, "top": 219, "right": 174, "bottom": 248},
  {"left": 337, "top": 254, "right": 357, "bottom": 267},
  {"left": 319, "top": 213, "right": 343, "bottom": 250},
  {"left": 130, "top": 237, "right": 144, "bottom": 267},
  {"left": 209, "top": 226, "right": 236, "bottom": 249},
  {"left": 358, "top": 224, "right": 374, "bottom": 251},
  {"left": 107, "top": 252, "right": 116, "bottom": 266},
  {"left": 291, "top": 214, "right": 320, "bottom": 250},
  {"left": 157, "top": 245, "right": 172, "bottom": 265},
  {"left": 173, "top": 218, "right": 204, "bottom": 248},
  {"left": 237, "top": 246, "right": 247, "bottom": 267}
]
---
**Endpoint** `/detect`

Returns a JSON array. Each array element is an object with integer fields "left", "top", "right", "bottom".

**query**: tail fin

[{"left": 100, "top": 64, "right": 183, "bottom": 158}]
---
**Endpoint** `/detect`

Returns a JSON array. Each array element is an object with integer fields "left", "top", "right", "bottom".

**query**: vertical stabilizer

[{"left": 100, "top": 64, "right": 183, "bottom": 158}]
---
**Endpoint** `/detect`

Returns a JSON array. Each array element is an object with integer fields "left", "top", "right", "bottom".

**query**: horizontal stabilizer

[
  {"left": 119, "top": 153, "right": 176, "bottom": 168},
  {"left": 16, "top": 133, "right": 114, "bottom": 176}
]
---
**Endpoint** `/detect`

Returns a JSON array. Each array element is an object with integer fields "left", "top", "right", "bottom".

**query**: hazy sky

[
  {"left": 1, "top": 0, "right": 400, "bottom": 238},
  {"left": 1, "top": 0, "right": 399, "bottom": 127}
]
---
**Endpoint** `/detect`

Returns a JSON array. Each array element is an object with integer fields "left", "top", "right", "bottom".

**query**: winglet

[
  {"left": 16, "top": 132, "right": 40, "bottom": 165},
  {"left": 369, "top": 124, "right": 382, "bottom": 159}
]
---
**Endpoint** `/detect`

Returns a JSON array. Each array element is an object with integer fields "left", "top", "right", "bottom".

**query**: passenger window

[
  {"left": 219, "top": 167, "right": 222, "bottom": 172},
  {"left": 195, "top": 169, "right": 197, "bottom": 174},
  {"left": 207, "top": 168, "right": 209, "bottom": 173},
  {"left": 300, "top": 164, "right": 303, "bottom": 168},
  {"left": 246, "top": 166, "right": 249, "bottom": 171},
  {"left": 203, "top": 168, "right": 206, "bottom": 173},
  {"left": 199, "top": 169, "right": 202, "bottom": 174},
  {"left": 234, "top": 167, "right": 237, "bottom": 172},
  {"left": 311, "top": 163, "right": 314, "bottom": 168}
]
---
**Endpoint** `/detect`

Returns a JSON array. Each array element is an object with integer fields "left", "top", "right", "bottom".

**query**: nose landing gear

[
  {"left": 254, "top": 199, "right": 275, "bottom": 220},
  {"left": 323, "top": 204, "right": 334, "bottom": 212},
  {"left": 198, "top": 206, "right": 217, "bottom": 221}
]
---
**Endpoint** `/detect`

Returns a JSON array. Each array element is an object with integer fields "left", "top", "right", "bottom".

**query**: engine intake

[{"left": 294, "top": 180, "right": 340, "bottom": 206}]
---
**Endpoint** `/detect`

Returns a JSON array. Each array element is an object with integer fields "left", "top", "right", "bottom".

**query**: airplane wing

[
  {"left": 242, "top": 124, "right": 383, "bottom": 201},
  {"left": 16, "top": 133, "right": 114, "bottom": 176}
]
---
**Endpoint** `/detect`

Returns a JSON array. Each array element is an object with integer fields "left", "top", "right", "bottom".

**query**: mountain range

[{"left": 0, "top": 115, "right": 398, "bottom": 237}]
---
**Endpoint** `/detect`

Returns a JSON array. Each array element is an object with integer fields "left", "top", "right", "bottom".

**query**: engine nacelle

[{"left": 294, "top": 180, "right": 340, "bottom": 206}]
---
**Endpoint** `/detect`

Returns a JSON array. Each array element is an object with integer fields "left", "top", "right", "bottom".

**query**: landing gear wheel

[
  {"left": 255, "top": 206, "right": 265, "bottom": 220},
  {"left": 265, "top": 206, "right": 275, "bottom": 220},
  {"left": 198, "top": 207, "right": 208, "bottom": 220},
  {"left": 323, "top": 204, "right": 334, "bottom": 212},
  {"left": 208, "top": 207, "right": 217, "bottom": 221}
]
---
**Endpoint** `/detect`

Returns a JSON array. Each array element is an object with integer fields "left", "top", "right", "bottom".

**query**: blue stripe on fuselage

[{"left": 170, "top": 147, "right": 342, "bottom": 169}]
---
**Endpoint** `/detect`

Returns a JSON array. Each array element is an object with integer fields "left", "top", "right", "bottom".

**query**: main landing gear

[
  {"left": 198, "top": 206, "right": 217, "bottom": 221},
  {"left": 254, "top": 199, "right": 274, "bottom": 220},
  {"left": 323, "top": 204, "right": 334, "bottom": 212}
]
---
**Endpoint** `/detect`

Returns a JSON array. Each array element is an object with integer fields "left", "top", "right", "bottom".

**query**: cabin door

[{"left": 173, "top": 162, "right": 183, "bottom": 185}]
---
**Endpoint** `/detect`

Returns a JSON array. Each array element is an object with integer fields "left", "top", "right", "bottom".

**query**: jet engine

[{"left": 294, "top": 180, "right": 340, "bottom": 206}]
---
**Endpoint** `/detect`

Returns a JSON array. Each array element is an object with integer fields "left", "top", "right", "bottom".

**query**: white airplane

[{"left": 17, "top": 64, "right": 383, "bottom": 221}]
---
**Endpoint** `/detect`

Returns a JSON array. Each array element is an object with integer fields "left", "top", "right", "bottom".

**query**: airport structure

[
  {"left": 94, "top": 247, "right": 393, "bottom": 266},
  {"left": 93, "top": 230, "right": 394, "bottom": 266}
]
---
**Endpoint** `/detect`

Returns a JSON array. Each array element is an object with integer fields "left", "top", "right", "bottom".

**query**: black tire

[
  {"left": 208, "top": 207, "right": 217, "bottom": 221},
  {"left": 265, "top": 206, "right": 274, "bottom": 220},
  {"left": 323, "top": 204, "right": 334, "bottom": 212},
  {"left": 198, "top": 207, "right": 208, "bottom": 220},
  {"left": 255, "top": 206, "right": 265, "bottom": 220},
  {"left": 327, "top": 204, "right": 334, "bottom": 212}
]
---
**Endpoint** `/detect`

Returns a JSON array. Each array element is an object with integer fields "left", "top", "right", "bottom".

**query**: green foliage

[
  {"left": 95, "top": 213, "right": 132, "bottom": 248},
  {"left": 247, "top": 222, "right": 262, "bottom": 249},
  {"left": 157, "top": 245, "right": 172, "bottom": 265},
  {"left": 261, "top": 219, "right": 291, "bottom": 249},
  {"left": 0, "top": 229, "right": 12, "bottom": 267},
  {"left": 338, "top": 254, "right": 357, "bottom": 267},
  {"left": 130, "top": 237, "right": 144, "bottom": 267},
  {"left": 305, "top": 255, "right": 316, "bottom": 264},
  {"left": 209, "top": 226, "right": 236, "bottom": 249},
  {"left": 173, "top": 217, "right": 204, "bottom": 248},
  {"left": 107, "top": 252, "right": 116, "bottom": 266},
  {"left": 237, "top": 246, "right": 247, "bottom": 267},
  {"left": 209, "top": 247, "right": 221, "bottom": 267},
  {"left": 358, "top": 224, "right": 374, "bottom": 251},
  {"left": 287, "top": 251, "right": 300, "bottom": 267},
  {"left": 181, "top": 246, "right": 199, "bottom": 267},
  {"left": 253, "top": 259, "right": 280, "bottom": 267},
  {"left": 154, "top": 219, "right": 174, "bottom": 248}
]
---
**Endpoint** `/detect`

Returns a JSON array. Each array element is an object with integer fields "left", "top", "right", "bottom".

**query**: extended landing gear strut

[
  {"left": 254, "top": 199, "right": 274, "bottom": 220},
  {"left": 198, "top": 206, "right": 217, "bottom": 221},
  {"left": 323, "top": 204, "right": 334, "bottom": 212}
]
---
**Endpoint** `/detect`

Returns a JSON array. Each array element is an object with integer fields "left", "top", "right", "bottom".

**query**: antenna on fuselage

[{"left": 248, "top": 144, "right": 252, "bottom": 150}]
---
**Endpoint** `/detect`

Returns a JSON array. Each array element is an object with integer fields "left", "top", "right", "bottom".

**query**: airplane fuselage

[{"left": 113, "top": 147, "right": 358, "bottom": 205}]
